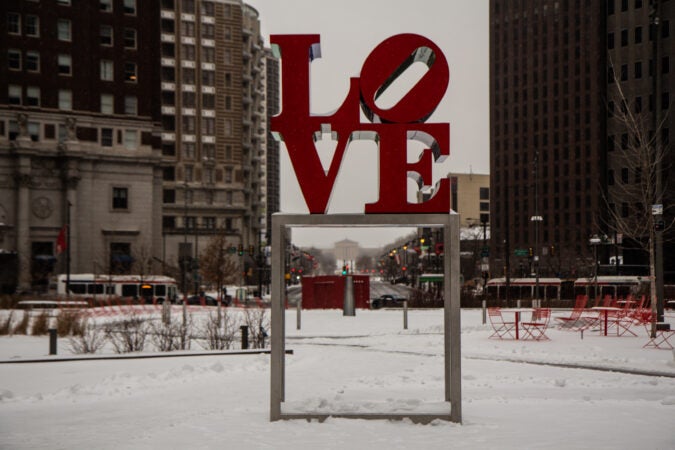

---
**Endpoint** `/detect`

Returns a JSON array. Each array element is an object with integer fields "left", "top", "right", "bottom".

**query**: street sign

[{"left": 514, "top": 249, "right": 528, "bottom": 257}]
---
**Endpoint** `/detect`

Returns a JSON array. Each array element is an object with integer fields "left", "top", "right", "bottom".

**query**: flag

[{"left": 56, "top": 225, "right": 67, "bottom": 254}]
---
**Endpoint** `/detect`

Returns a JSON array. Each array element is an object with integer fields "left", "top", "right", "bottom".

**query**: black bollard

[
  {"left": 240, "top": 325, "right": 249, "bottom": 350},
  {"left": 49, "top": 328, "right": 57, "bottom": 355}
]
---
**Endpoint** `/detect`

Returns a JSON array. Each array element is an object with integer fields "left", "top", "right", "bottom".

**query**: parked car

[{"left": 370, "top": 294, "right": 407, "bottom": 309}]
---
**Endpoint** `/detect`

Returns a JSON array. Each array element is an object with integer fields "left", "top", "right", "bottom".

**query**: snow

[{"left": 1, "top": 307, "right": 674, "bottom": 449}]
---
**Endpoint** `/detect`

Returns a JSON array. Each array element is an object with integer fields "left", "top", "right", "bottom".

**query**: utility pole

[{"left": 531, "top": 151, "right": 543, "bottom": 307}]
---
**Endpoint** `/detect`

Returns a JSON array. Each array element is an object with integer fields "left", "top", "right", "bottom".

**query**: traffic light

[
  {"left": 248, "top": 245, "right": 255, "bottom": 256},
  {"left": 237, "top": 244, "right": 244, "bottom": 256},
  {"left": 550, "top": 245, "right": 555, "bottom": 256},
  {"left": 528, "top": 247, "right": 533, "bottom": 257},
  {"left": 341, "top": 265, "right": 347, "bottom": 275}
]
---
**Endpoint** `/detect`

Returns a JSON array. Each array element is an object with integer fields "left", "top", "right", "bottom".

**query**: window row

[
  {"left": 3, "top": 119, "right": 139, "bottom": 151},
  {"left": 6, "top": 12, "right": 39, "bottom": 37},
  {"left": 608, "top": 58, "right": 670, "bottom": 82},
  {"left": 607, "top": 0, "right": 643, "bottom": 15},
  {"left": 608, "top": 93, "right": 670, "bottom": 116},
  {"left": 162, "top": 216, "right": 234, "bottom": 231},
  {"left": 99, "top": 0, "right": 137, "bottom": 15}
]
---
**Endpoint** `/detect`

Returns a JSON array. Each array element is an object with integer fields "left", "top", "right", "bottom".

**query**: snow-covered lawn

[{"left": 1, "top": 308, "right": 674, "bottom": 449}]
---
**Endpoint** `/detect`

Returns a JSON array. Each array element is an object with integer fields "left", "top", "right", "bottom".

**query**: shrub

[
  {"left": 57, "top": 310, "right": 84, "bottom": 337},
  {"left": 30, "top": 311, "right": 50, "bottom": 335},
  {"left": 0, "top": 311, "right": 13, "bottom": 335},
  {"left": 244, "top": 307, "right": 269, "bottom": 349},
  {"left": 105, "top": 312, "right": 148, "bottom": 353},
  {"left": 12, "top": 311, "right": 29, "bottom": 335},
  {"left": 199, "top": 309, "right": 238, "bottom": 350},
  {"left": 68, "top": 318, "right": 106, "bottom": 354}
]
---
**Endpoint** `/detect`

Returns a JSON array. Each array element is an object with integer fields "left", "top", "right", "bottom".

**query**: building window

[
  {"left": 182, "top": 67, "right": 195, "bottom": 84},
  {"left": 479, "top": 187, "right": 490, "bottom": 200},
  {"left": 124, "top": 62, "right": 137, "bottom": 82},
  {"left": 27, "top": 122, "right": 39, "bottom": 141},
  {"left": 635, "top": 26, "right": 642, "bottom": 43},
  {"left": 479, "top": 202, "right": 489, "bottom": 212},
  {"left": 225, "top": 191, "right": 232, "bottom": 206},
  {"left": 123, "top": 0, "right": 136, "bottom": 15},
  {"left": 202, "top": 46, "right": 214, "bottom": 62},
  {"left": 100, "top": 25, "right": 113, "bottom": 45},
  {"left": 124, "top": 96, "right": 137, "bottom": 115},
  {"left": 202, "top": 94, "right": 215, "bottom": 108},
  {"left": 57, "top": 19, "right": 71, "bottom": 41},
  {"left": 8, "top": 85, "right": 21, "bottom": 105},
  {"left": 224, "top": 167, "right": 233, "bottom": 183},
  {"left": 100, "top": 94, "right": 114, "bottom": 114},
  {"left": 184, "top": 165, "right": 193, "bottom": 182},
  {"left": 100, "top": 60, "right": 114, "bottom": 81},
  {"left": 203, "top": 144, "right": 215, "bottom": 158},
  {"left": 204, "top": 217, "right": 215, "bottom": 229},
  {"left": 58, "top": 54, "right": 72, "bottom": 75},
  {"left": 182, "top": 21, "right": 195, "bottom": 37},
  {"left": 182, "top": 44, "right": 195, "bottom": 60},
  {"left": 100, "top": 0, "right": 113, "bottom": 12},
  {"left": 163, "top": 216, "right": 175, "bottom": 229},
  {"left": 224, "top": 119, "right": 232, "bottom": 137},
  {"left": 202, "top": 117, "right": 215, "bottom": 135},
  {"left": 8, "top": 49, "right": 21, "bottom": 70},
  {"left": 201, "top": 23, "right": 214, "bottom": 38},
  {"left": 183, "top": 142, "right": 195, "bottom": 159},
  {"left": 26, "top": 86, "right": 40, "bottom": 106},
  {"left": 57, "top": 0, "right": 71, "bottom": 4},
  {"left": 621, "top": 167, "right": 629, "bottom": 183},
  {"left": 607, "top": 32, "right": 614, "bottom": 49},
  {"left": 663, "top": 56, "right": 670, "bottom": 75},
  {"left": 224, "top": 49, "right": 232, "bottom": 65},
  {"left": 124, "top": 130, "right": 137, "bottom": 149},
  {"left": 101, "top": 128, "right": 113, "bottom": 146},
  {"left": 7, "top": 12, "right": 20, "bottom": 34},
  {"left": 182, "top": 117, "right": 195, "bottom": 133},
  {"left": 225, "top": 96, "right": 231, "bottom": 110},
  {"left": 58, "top": 90, "right": 72, "bottom": 110},
  {"left": 201, "top": 1, "right": 214, "bottom": 15},
  {"left": 124, "top": 28, "right": 136, "bottom": 48},
  {"left": 25, "top": 15, "right": 39, "bottom": 37},
  {"left": 182, "top": 91, "right": 196, "bottom": 107},
  {"left": 112, "top": 187, "right": 128, "bottom": 210},
  {"left": 204, "top": 167, "right": 214, "bottom": 184},
  {"left": 26, "top": 51, "right": 39, "bottom": 72},
  {"left": 163, "top": 189, "right": 176, "bottom": 203},
  {"left": 634, "top": 61, "right": 642, "bottom": 79},
  {"left": 182, "top": 0, "right": 195, "bottom": 13},
  {"left": 163, "top": 167, "right": 175, "bottom": 181}
]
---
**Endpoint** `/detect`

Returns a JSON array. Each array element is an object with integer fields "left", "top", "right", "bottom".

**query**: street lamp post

[
  {"left": 589, "top": 235, "right": 602, "bottom": 301},
  {"left": 531, "top": 151, "right": 542, "bottom": 307}
]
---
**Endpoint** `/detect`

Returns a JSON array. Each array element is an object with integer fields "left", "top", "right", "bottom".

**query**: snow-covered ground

[{"left": 1, "top": 307, "right": 674, "bottom": 449}]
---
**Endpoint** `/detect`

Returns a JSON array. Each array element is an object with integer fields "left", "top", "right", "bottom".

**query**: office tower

[{"left": 489, "top": 0, "right": 673, "bottom": 282}]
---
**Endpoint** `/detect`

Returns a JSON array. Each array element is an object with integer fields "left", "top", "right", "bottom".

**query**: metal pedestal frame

[{"left": 270, "top": 213, "right": 462, "bottom": 423}]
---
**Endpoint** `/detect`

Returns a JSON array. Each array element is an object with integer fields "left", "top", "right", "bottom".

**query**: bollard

[
  {"left": 517, "top": 299, "right": 521, "bottom": 308},
  {"left": 343, "top": 275, "right": 355, "bottom": 316},
  {"left": 49, "top": 328, "right": 57, "bottom": 355},
  {"left": 403, "top": 300, "right": 408, "bottom": 330},
  {"left": 482, "top": 299, "right": 487, "bottom": 324},
  {"left": 296, "top": 298, "right": 302, "bottom": 330},
  {"left": 240, "top": 325, "right": 249, "bottom": 350}
]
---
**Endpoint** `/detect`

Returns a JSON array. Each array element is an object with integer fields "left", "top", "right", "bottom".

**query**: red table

[{"left": 501, "top": 308, "right": 534, "bottom": 340}]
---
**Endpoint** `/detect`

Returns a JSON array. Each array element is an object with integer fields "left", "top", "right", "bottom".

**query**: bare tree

[
  {"left": 199, "top": 228, "right": 239, "bottom": 302},
  {"left": 601, "top": 70, "right": 673, "bottom": 314}
]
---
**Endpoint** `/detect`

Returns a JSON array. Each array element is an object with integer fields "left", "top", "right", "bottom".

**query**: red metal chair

[
  {"left": 556, "top": 295, "right": 588, "bottom": 330},
  {"left": 488, "top": 307, "right": 515, "bottom": 339},
  {"left": 643, "top": 320, "right": 675, "bottom": 349},
  {"left": 521, "top": 308, "right": 551, "bottom": 340}
]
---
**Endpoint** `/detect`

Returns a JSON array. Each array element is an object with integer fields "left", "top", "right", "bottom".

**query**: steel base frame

[{"left": 270, "top": 213, "right": 462, "bottom": 423}]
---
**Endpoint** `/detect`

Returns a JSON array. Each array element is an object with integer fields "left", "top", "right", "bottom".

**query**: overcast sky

[{"left": 247, "top": 0, "right": 489, "bottom": 248}]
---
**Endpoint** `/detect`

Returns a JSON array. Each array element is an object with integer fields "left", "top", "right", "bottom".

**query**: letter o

[{"left": 359, "top": 34, "right": 449, "bottom": 124}]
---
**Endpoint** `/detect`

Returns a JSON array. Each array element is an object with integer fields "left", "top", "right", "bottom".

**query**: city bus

[
  {"left": 486, "top": 277, "right": 568, "bottom": 303},
  {"left": 572, "top": 275, "right": 649, "bottom": 300},
  {"left": 56, "top": 273, "right": 178, "bottom": 304}
]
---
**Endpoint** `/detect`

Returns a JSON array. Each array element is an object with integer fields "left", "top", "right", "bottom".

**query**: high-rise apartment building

[
  {"left": 489, "top": 0, "right": 673, "bottom": 281},
  {"left": 0, "top": 0, "right": 278, "bottom": 293},
  {"left": 157, "top": 1, "right": 272, "bottom": 289}
]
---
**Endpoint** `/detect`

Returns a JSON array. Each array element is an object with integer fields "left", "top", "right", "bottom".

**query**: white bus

[{"left": 56, "top": 274, "right": 178, "bottom": 304}]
